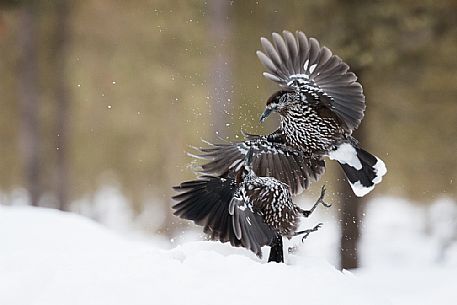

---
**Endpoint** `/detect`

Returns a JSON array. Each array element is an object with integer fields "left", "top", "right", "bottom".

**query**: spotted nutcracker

[
  {"left": 172, "top": 150, "right": 330, "bottom": 262},
  {"left": 199, "top": 31, "right": 386, "bottom": 197}
]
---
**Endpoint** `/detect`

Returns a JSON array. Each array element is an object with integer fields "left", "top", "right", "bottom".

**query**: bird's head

[{"left": 260, "top": 90, "right": 296, "bottom": 123}]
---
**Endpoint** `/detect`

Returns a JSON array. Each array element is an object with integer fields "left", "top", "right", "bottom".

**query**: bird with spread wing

[
  {"left": 197, "top": 31, "right": 386, "bottom": 197},
  {"left": 173, "top": 149, "right": 330, "bottom": 262}
]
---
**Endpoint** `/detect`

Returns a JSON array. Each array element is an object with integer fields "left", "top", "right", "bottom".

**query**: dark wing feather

[
  {"left": 196, "top": 135, "right": 324, "bottom": 194},
  {"left": 172, "top": 175, "right": 272, "bottom": 255},
  {"left": 228, "top": 196, "right": 275, "bottom": 258},
  {"left": 173, "top": 175, "right": 249, "bottom": 249},
  {"left": 256, "top": 30, "right": 366, "bottom": 132}
]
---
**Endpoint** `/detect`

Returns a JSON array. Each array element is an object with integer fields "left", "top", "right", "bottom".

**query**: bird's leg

[
  {"left": 294, "top": 223, "right": 323, "bottom": 242},
  {"left": 301, "top": 185, "right": 331, "bottom": 217},
  {"left": 268, "top": 234, "right": 284, "bottom": 263}
]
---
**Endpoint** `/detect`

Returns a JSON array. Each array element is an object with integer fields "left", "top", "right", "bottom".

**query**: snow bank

[
  {"left": 354, "top": 197, "right": 457, "bottom": 305},
  {"left": 0, "top": 205, "right": 388, "bottom": 305}
]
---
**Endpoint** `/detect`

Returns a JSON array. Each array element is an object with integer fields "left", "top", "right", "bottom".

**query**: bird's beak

[{"left": 260, "top": 108, "right": 273, "bottom": 123}]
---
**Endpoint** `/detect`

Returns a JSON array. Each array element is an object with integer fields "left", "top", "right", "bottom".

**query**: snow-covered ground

[{"left": 1, "top": 196, "right": 456, "bottom": 305}]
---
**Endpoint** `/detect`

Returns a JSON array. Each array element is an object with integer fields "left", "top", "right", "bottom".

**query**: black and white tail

[{"left": 328, "top": 143, "right": 387, "bottom": 197}]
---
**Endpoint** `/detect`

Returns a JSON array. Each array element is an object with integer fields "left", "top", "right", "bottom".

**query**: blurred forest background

[{"left": 0, "top": 0, "right": 456, "bottom": 269}]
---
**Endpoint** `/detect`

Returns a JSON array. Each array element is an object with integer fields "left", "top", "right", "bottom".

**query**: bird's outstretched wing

[
  {"left": 172, "top": 175, "right": 242, "bottom": 246},
  {"left": 172, "top": 175, "right": 274, "bottom": 257},
  {"left": 229, "top": 194, "right": 275, "bottom": 257},
  {"left": 256, "top": 30, "right": 365, "bottom": 132},
  {"left": 194, "top": 135, "right": 325, "bottom": 194}
]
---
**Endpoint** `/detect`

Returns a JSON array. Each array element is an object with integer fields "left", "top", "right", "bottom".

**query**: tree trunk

[
  {"left": 208, "top": 0, "right": 232, "bottom": 140},
  {"left": 17, "top": 2, "right": 41, "bottom": 207},
  {"left": 53, "top": 0, "right": 71, "bottom": 211},
  {"left": 338, "top": 173, "right": 362, "bottom": 269},
  {"left": 339, "top": 128, "right": 366, "bottom": 270}
]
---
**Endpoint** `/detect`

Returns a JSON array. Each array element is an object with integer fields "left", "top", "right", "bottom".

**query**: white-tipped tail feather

[
  {"left": 372, "top": 157, "right": 387, "bottom": 184},
  {"left": 328, "top": 143, "right": 387, "bottom": 197}
]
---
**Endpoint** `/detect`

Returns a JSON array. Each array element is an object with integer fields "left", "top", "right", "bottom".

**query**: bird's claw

[
  {"left": 321, "top": 201, "right": 332, "bottom": 208},
  {"left": 301, "top": 223, "right": 323, "bottom": 242},
  {"left": 320, "top": 185, "right": 326, "bottom": 197},
  {"left": 317, "top": 185, "right": 331, "bottom": 208}
]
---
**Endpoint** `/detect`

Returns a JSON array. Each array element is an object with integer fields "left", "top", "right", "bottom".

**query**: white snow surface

[
  {"left": 0, "top": 205, "right": 388, "bottom": 305},
  {"left": 1, "top": 199, "right": 456, "bottom": 305}
]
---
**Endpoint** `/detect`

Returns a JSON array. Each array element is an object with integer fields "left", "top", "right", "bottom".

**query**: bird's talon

[
  {"left": 322, "top": 202, "right": 332, "bottom": 208},
  {"left": 319, "top": 185, "right": 326, "bottom": 200}
]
